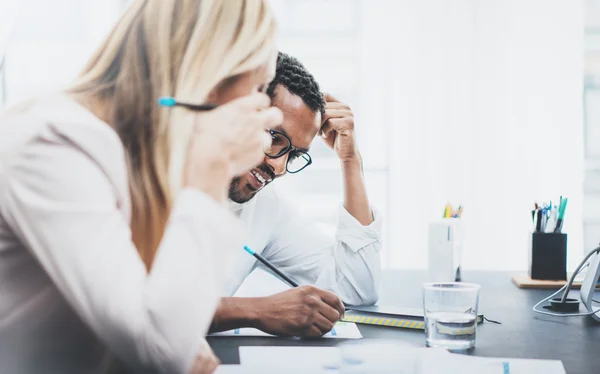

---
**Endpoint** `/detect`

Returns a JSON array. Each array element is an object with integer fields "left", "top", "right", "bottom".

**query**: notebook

[{"left": 341, "top": 305, "right": 484, "bottom": 330}]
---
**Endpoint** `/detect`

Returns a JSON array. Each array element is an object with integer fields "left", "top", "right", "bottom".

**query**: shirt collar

[{"left": 228, "top": 199, "right": 245, "bottom": 214}]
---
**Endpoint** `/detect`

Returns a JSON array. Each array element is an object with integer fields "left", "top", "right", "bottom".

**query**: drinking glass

[{"left": 423, "top": 282, "right": 480, "bottom": 351}]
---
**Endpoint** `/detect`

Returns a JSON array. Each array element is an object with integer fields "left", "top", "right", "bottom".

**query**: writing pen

[
  {"left": 243, "top": 246, "right": 352, "bottom": 317},
  {"left": 535, "top": 209, "right": 543, "bottom": 232},
  {"left": 243, "top": 246, "right": 299, "bottom": 287}
]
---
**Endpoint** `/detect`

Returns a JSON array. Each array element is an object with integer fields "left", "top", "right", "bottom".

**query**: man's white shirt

[{"left": 224, "top": 184, "right": 382, "bottom": 306}]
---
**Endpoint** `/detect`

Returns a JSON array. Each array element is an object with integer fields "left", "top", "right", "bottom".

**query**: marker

[
  {"left": 158, "top": 96, "right": 217, "bottom": 111},
  {"left": 554, "top": 197, "right": 568, "bottom": 233},
  {"left": 243, "top": 246, "right": 299, "bottom": 287}
]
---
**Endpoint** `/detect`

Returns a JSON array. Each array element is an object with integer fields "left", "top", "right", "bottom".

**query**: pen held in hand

[
  {"left": 243, "top": 246, "right": 351, "bottom": 318},
  {"left": 243, "top": 246, "right": 299, "bottom": 287}
]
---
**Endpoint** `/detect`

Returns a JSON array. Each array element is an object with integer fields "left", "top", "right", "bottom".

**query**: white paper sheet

[
  {"left": 240, "top": 346, "right": 341, "bottom": 370},
  {"left": 214, "top": 365, "right": 318, "bottom": 374},
  {"left": 421, "top": 353, "right": 565, "bottom": 374},
  {"left": 234, "top": 346, "right": 565, "bottom": 374},
  {"left": 210, "top": 320, "right": 362, "bottom": 339},
  {"left": 215, "top": 364, "right": 332, "bottom": 374},
  {"left": 213, "top": 365, "right": 245, "bottom": 374}
]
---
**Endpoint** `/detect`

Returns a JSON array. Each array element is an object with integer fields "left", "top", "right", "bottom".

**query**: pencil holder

[
  {"left": 427, "top": 219, "right": 463, "bottom": 282},
  {"left": 528, "top": 232, "right": 567, "bottom": 281}
]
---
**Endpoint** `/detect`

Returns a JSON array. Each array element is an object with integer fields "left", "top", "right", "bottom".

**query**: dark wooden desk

[{"left": 207, "top": 270, "right": 600, "bottom": 374}]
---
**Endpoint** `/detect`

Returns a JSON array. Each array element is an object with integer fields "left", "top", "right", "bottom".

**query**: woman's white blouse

[{"left": 0, "top": 96, "right": 240, "bottom": 373}]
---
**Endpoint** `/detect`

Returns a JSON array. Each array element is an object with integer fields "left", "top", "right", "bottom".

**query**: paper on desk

[
  {"left": 215, "top": 365, "right": 319, "bottom": 374},
  {"left": 210, "top": 320, "right": 362, "bottom": 339},
  {"left": 237, "top": 346, "right": 565, "bottom": 374},
  {"left": 214, "top": 365, "right": 245, "bottom": 374},
  {"left": 215, "top": 364, "right": 333, "bottom": 374},
  {"left": 421, "top": 354, "right": 566, "bottom": 374},
  {"left": 238, "top": 345, "right": 438, "bottom": 373},
  {"left": 240, "top": 346, "right": 340, "bottom": 370}
]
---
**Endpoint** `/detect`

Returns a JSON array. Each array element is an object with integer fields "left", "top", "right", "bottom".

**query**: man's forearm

[
  {"left": 341, "top": 157, "right": 373, "bottom": 226},
  {"left": 209, "top": 297, "right": 261, "bottom": 333}
]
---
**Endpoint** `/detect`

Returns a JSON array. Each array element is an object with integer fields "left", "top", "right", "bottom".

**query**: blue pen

[{"left": 243, "top": 246, "right": 299, "bottom": 287}]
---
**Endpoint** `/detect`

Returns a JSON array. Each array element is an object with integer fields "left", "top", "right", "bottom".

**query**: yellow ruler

[
  {"left": 341, "top": 314, "right": 425, "bottom": 329},
  {"left": 342, "top": 313, "right": 483, "bottom": 330}
]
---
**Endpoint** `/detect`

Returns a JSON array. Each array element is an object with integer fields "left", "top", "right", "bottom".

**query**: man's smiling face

[{"left": 228, "top": 84, "right": 322, "bottom": 203}]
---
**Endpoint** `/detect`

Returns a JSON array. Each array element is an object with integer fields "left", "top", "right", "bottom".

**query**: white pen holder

[{"left": 427, "top": 219, "right": 464, "bottom": 282}]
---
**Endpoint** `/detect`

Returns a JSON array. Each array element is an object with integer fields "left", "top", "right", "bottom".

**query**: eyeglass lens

[{"left": 264, "top": 131, "right": 311, "bottom": 173}]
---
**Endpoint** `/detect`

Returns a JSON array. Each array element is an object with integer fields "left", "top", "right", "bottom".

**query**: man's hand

[
  {"left": 320, "top": 93, "right": 360, "bottom": 163},
  {"left": 255, "top": 285, "right": 345, "bottom": 338},
  {"left": 321, "top": 93, "right": 373, "bottom": 226}
]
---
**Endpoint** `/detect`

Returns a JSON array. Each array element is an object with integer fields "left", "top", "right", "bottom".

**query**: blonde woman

[{"left": 0, "top": 0, "right": 281, "bottom": 373}]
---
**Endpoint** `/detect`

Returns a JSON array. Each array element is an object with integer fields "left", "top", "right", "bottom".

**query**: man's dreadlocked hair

[{"left": 266, "top": 52, "right": 326, "bottom": 117}]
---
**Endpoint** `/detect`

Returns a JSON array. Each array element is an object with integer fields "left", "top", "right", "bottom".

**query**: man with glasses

[{"left": 210, "top": 53, "right": 381, "bottom": 338}]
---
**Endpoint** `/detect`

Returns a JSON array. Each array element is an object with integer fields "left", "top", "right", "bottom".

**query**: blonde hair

[{"left": 69, "top": 0, "right": 277, "bottom": 269}]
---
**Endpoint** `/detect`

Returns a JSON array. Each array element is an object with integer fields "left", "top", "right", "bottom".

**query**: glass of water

[{"left": 423, "top": 282, "right": 481, "bottom": 351}]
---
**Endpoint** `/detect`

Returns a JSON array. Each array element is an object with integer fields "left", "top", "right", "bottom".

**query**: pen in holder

[{"left": 528, "top": 232, "right": 567, "bottom": 281}]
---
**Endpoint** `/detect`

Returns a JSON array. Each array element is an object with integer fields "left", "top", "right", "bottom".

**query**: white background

[{"left": 0, "top": 0, "right": 588, "bottom": 271}]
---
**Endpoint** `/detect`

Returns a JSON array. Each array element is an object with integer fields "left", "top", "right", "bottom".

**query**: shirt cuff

[{"left": 335, "top": 204, "right": 382, "bottom": 253}]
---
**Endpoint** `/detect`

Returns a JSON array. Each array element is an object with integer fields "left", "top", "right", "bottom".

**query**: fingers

[
  {"left": 317, "top": 300, "right": 341, "bottom": 323},
  {"left": 324, "top": 109, "right": 352, "bottom": 119},
  {"left": 325, "top": 102, "right": 350, "bottom": 111},
  {"left": 240, "top": 106, "right": 282, "bottom": 131},
  {"left": 320, "top": 119, "right": 347, "bottom": 138},
  {"left": 318, "top": 289, "right": 345, "bottom": 319},
  {"left": 312, "top": 312, "right": 336, "bottom": 335},
  {"left": 320, "top": 121, "right": 332, "bottom": 138},
  {"left": 189, "top": 343, "right": 220, "bottom": 374},
  {"left": 323, "top": 92, "right": 339, "bottom": 103},
  {"left": 228, "top": 92, "right": 271, "bottom": 110},
  {"left": 258, "top": 106, "right": 283, "bottom": 129},
  {"left": 321, "top": 103, "right": 354, "bottom": 135},
  {"left": 203, "top": 356, "right": 220, "bottom": 374},
  {"left": 305, "top": 325, "right": 325, "bottom": 338}
]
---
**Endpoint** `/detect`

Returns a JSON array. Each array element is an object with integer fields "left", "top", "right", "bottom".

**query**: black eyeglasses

[{"left": 264, "top": 129, "right": 312, "bottom": 174}]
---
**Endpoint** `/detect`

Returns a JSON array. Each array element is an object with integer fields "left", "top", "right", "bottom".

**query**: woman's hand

[
  {"left": 185, "top": 93, "right": 283, "bottom": 202},
  {"left": 189, "top": 340, "right": 220, "bottom": 374}
]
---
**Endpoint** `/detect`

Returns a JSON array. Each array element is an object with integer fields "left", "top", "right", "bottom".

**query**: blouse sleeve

[{"left": 0, "top": 125, "right": 240, "bottom": 373}]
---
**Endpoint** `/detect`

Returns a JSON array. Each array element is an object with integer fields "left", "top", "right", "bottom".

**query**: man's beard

[
  {"left": 228, "top": 163, "right": 276, "bottom": 203},
  {"left": 228, "top": 176, "right": 252, "bottom": 203}
]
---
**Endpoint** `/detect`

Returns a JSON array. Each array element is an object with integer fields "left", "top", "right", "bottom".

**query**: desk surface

[{"left": 207, "top": 270, "right": 600, "bottom": 374}]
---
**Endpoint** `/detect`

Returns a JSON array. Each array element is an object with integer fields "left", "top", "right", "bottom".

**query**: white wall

[
  {"left": 388, "top": 0, "right": 584, "bottom": 270},
  {"left": 2, "top": 0, "right": 122, "bottom": 106},
  {"left": 269, "top": 0, "right": 391, "bottom": 257},
  {"left": 583, "top": 0, "right": 600, "bottom": 263},
  {"left": 1, "top": 0, "right": 585, "bottom": 271},
  {"left": 271, "top": 0, "right": 584, "bottom": 271}
]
